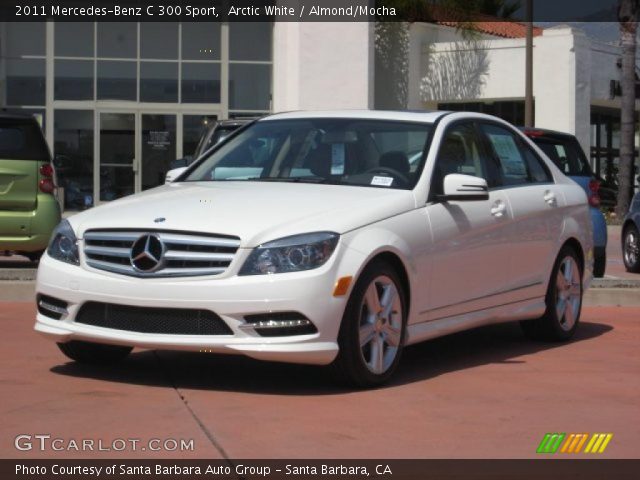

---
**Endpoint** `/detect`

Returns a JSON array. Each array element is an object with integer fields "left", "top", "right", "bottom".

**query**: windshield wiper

[{"left": 251, "top": 176, "right": 332, "bottom": 184}]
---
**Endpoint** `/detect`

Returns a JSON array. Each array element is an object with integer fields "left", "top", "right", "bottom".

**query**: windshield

[{"left": 184, "top": 119, "right": 432, "bottom": 190}]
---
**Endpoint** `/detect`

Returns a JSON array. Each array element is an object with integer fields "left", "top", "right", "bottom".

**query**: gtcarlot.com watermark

[{"left": 15, "top": 434, "right": 195, "bottom": 452}]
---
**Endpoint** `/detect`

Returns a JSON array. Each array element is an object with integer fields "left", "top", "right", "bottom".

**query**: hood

[{"left": 68, "top": 182, "right": 417, "bottom": 247}]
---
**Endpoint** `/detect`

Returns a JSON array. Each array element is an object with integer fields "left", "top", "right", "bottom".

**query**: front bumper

[{"left": 34, "top": 251, "right": 353, "bottom": 365}]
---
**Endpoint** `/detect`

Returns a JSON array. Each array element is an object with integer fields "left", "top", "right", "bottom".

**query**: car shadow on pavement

[{"left": 50, "top": 321, "right": 613, "bottom": 395}]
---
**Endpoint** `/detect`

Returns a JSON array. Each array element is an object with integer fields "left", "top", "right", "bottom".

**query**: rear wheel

[
  {"left": 57, "top": 341, "right": 132, "bottom": 364},
  {"left": 593, "top": 249, "right": 606, "bottom": 278},
  {"left": 332, "top": 260, "right": 407, "bottom": 388},
  {"left": 521, "top": 246, "right": 583, "bottom": 341},
  {"left": 623, "top": 224, "right": 640, "bottom": 273}
]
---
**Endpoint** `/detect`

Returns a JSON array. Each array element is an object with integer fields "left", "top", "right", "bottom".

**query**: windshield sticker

[
  {"left": 331, "top": 144, "right": 345, "bottom": 175},
  {"left": 371, "top": 176, "right": 393, "bottom": 187}
]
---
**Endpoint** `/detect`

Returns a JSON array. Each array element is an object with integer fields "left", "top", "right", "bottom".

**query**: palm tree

[{"left": 616, "top": 0, "right": 638, "bottom": 218}]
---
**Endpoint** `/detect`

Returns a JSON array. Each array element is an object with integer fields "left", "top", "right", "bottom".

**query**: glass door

[
  {"left": 141, "top": 114, "right": 177, "bottom": 191},
  {"left": 97, "top": 112, "right": 137, "bottom": 203}
]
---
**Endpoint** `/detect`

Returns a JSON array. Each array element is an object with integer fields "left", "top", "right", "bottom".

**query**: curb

[{"left": 0, "top": 268, "right": 37, "bottom": 281}]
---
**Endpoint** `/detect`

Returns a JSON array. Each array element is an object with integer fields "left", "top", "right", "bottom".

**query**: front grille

[
  {"left": 83, "top": 229, "right": 240, "bottom": 278},
  {"left": 75, "top": 302, "right": 233, "bottom": 335}
]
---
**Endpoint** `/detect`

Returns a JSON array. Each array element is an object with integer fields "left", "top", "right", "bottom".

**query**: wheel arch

[{"left": 561, "top": 237, "right": 585, "bottom": 273}]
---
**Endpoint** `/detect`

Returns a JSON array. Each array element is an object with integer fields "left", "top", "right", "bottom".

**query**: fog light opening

[
  {"left": 242, "top": 312, "right": 318, "bottom": 337},
  {"left": 36, "top": 295, "right": 69, "bottom": 320}
]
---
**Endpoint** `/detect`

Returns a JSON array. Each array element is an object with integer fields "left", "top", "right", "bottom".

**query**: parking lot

[
  {"left": 1, "top": 300, "right": 638, "bottom": 460},
  {"left": 1, "top": 225, "right": 638, "bottom": 460}
]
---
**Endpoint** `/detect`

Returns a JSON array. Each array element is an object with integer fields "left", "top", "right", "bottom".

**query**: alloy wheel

[
  {"left": 358, "top": 275, "right": 403, "bottom": 375},
  {"left": 624, "top": 229, "right": 639, "bottom": 267},
  {"left": 555, "top": 256, "right": 581, "bottom": 332}
]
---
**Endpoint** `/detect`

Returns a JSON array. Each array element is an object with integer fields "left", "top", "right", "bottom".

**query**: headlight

[
  {"left": 239, "top": 232, "right": 339, "bottom": 275},
  {"left": 47, "top": 219, "right": 80, "bottom": 265}
]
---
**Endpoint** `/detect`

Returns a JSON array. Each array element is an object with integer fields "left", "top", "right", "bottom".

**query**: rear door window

[
  {"left": 480, "top": 123, "right": 552, "bottom": 186},
  {"left": 0, "top": 119, "right": 49, "bottom": 161}
]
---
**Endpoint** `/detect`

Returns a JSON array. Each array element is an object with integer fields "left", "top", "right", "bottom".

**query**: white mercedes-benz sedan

[{"left": 35, "top": 111, "right": 593, "bottom": 387}]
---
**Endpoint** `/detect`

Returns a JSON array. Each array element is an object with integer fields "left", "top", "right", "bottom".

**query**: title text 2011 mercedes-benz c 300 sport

[{"left": 35, "top": 111, "right": 593, "bottom": 387}]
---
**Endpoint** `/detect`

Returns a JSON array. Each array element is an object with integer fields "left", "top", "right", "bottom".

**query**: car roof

[{"left": 261, "top": 110, "right": 448, "bottom": 124}]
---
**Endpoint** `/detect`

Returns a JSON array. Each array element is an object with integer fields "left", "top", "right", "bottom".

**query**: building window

[
  {"left": 181, "top": 63, "right": 221, "bottom": 103},
  {"left": 5, "top": 59, "right": 46, "bottom": 106},
  {"left": 97, "top": 61, "right": 137, "bottom": 101},
  {"left": 140, "top": 62, "right": 178, "bottom": 103},
  {"left": 229, "top": 23, "right": 272, "bottom": 61},
  {"left": 182, "top": 23, "right": 221, "bottom": 60},
  {"left": 141, "top": 23, "right": 178, "bottom": 59},
  {"left": 55, "top": 22, "right": 94, "bottom": 57},
  {"left": 439, "top": 101, "right": 530, "bottom": 127},
  {"left": 55, "top": 60, "right": 94, "bottom": 101},
  {"left": 54, "top": 110, "right": 94, "bottom": 210},
  {"left": 97, "top": 23, "right": 137, "bottom": 58},
  {"left": 229, "top": 64, "right": 271, "bottom": 110},
  {"left": 5, "top": 22, "right": 45, "bottom": 56}
]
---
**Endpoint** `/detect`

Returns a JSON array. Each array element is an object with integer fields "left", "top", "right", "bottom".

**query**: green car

[{"left": 0, "top": 114, "right": 61, "bottom": 262}]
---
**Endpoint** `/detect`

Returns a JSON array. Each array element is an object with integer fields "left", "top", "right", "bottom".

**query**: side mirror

[
  {"left": 439, "top": 173, "right": 489, "bottom": 201},
  {"left": 165, "top": 167, "right": 188, "bottom": 184}
]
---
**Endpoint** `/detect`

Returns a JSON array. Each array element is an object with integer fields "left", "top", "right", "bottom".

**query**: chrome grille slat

[
  {"left": 83, "top": 229, "right": 240, "bottom": 278},
  {"left": 84, "top": 245, "right": 131, "bottom": 258},
  {"left": 163, "top": 251, "right": 235, "bottom": 261}
]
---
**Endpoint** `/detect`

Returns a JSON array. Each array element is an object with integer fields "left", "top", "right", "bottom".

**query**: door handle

[
  {"left": 132, "top": 159, "right": 138, "bottom": 173},
  {"left": 543, "top": 190, "right": 557, "bottom": 206},
  {"left": 490, "top": 200, "right": 506, "bottom": 218}
]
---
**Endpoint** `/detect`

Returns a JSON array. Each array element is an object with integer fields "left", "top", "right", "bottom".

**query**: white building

[{"left": 1, "top": 21, "right": 636, "bottom": 210}]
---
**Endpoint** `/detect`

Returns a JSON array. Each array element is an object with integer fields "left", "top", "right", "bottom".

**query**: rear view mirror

[
  {"left": 165, "top": 167, "right": 188, "bottom": 184},
  {"left": 439, "top": 174, "right": 489, "bottom": 201}
]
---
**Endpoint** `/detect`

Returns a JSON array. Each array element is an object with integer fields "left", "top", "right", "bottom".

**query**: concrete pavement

[{"left": 1, "top": 302, "right": 638, "bottom": 459}]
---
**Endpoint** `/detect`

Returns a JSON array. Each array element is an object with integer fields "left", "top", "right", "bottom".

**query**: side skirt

[{"left": 405, "top": 297, "right": 546, "bottom": 346}]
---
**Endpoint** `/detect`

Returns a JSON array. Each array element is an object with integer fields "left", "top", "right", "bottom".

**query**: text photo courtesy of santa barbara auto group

[{"left": 0, "top": 1, "right": 638, "bottom": 479}]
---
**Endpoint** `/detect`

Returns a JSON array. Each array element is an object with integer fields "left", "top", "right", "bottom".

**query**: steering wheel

[{"left": 364, "top": 166, "right": 410, "bottom": 186}]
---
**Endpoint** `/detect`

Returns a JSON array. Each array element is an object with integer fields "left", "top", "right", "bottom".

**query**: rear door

[
  {"left": 479, "top": 122, "right": 561, "bottom": 296},
  {"left": 0, "top": 118, "right": 50, "bottom": 235}
]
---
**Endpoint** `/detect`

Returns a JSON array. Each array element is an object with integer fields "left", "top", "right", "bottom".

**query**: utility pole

[{"left": 524, "top": 0, "right": 534, "bottom": 127}]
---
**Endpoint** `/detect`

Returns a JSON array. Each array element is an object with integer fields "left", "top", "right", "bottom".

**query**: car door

[
  {"left": 478, "top": 122, "right": 562, "bottom": 297},
  {"left": 423, "top": 121, "right": 512, "bottom": 320}
]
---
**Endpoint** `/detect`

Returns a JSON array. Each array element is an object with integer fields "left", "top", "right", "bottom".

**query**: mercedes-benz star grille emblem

[{"left": 130, "top": 234, "right": 166, "bottom": 273}]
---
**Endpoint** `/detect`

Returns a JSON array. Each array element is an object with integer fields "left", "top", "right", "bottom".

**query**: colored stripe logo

[{"left": 537, "top": 433, "right": 613, "bottom": 454}]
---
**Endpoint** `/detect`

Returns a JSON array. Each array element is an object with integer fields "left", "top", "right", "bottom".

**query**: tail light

[
  {"left": 39, "top": 163, "right": 55, "bottom": 194},
  {"left": 588, "top": 179, "right": 600, "bottom": 207}
]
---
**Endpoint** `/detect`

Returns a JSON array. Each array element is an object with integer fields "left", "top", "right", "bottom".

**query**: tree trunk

[{"left": 616, "top": 0, "right": 638, "bottom": 218}]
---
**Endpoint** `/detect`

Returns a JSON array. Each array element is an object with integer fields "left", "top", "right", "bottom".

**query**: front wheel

[
  {"left": 57, "top": 341, "right": 133, "bottom": 364},
  {"left": 623, "top": 224, "right": 640, "bottom": 273},
  {"left": 332, "top": 260, "right": 407, "bottom": 388},
  {"left": 521, "top": 246, "right": 583, "bottom": 341}
]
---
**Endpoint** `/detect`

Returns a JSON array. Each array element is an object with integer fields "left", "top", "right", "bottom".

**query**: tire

[
  {"left": 521, "top": 246, "right": 583, "bottom": 341},
  {"left": 22, "top": 250, "right": 44, "bottom": 263},
  {"left": 332, "top": 260, "right": 407, "bottom": 388},
  {"left": 622, "top": 224, "right": 640, "bottom": 273},
  {"left": 57, "top": 341, "right": 132, "bottom": 364},
  {"left": 593, "top": 249, "right": 606, "bottom": 278}
]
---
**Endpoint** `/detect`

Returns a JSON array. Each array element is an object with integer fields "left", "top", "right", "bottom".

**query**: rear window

[
  {"left": 531, "top": 136, "right": 591, "bottom": 176},
  {"left": 0, "top": 119, "right": 50, "bottom": 161}
]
